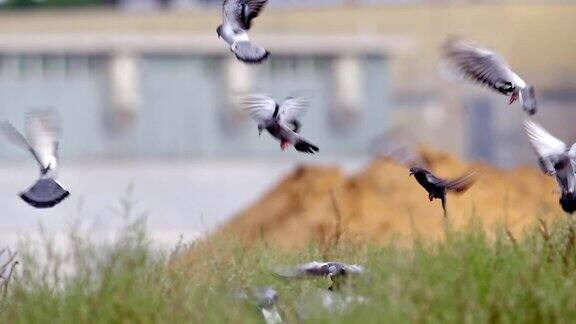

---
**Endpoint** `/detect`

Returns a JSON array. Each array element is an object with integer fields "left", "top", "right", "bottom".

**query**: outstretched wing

[
  {"left": 241, "top": 94, "right": 276, "bottom": 124},
  {"left": 274, "top": 262, "right": 362, "bottom": 278},
  {"left": 385, "top": 146, "right": 429, "bottom": 169},
  {"left": 524, "top": 120, "right": 566, "bottom": 159},
  {"left": 25, "top": 109, "right": 61, "bottom": 170},
  {"left": 239, "top": 0, "right": 269, "bottom": 30},
  {"left": 0, "top": 120, "right": 44, "bottom": 168},
  {"left": 444, "top": 171, "right": 477, "bottom": 194},
  {"left": 279, "top": 96, "right": 308, "bottom": 132},
  {"left": 274, "top": 261, "right": 329, "bottom": 278},
  {"left": 443, "top": 38, "right": 525, "bottom": 95},
  {"left": 342, "top": 264, "right": 364, "bottom": 275}
]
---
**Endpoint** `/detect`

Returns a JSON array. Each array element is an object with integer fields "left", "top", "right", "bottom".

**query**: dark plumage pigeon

[
  {"left": 443, "top": 38, "right": 537, "bottom": 115},
  {"left": 217, "top": 0, "right": 270, "bottom": 64},
  {"left": 409, "top": 166, "right": 477, "bottom": 217},
  {"left": 524, "top": 120, "right": 576, "bottom": 214},
  {"left": 0, "top": 110, "right": 69, "bottom": 208},
  {"left": 274, "top": 261, "right": 363, "bottom": 291},
  {"left": 242, "top": 95, "right": 319, "bottom": 154}
]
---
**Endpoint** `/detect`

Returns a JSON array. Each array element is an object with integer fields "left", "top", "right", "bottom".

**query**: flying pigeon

[
  {"left": 274, "top": 261, "right": 363, "bottom": 291},
  {"left": 443, "top": 38, "right": 537, "bottom": 115},
  {"left": 242, "top": 94, "right": 319, "bottom": 154},
  {"left": 409, "top": 166, "right": 477, "bottom": 217},
  {"left": 217, "top": 0, "right": 270, "bottom": 64},
  {"left": 523, "top": 120, "right": 576, "bottom": 214},
  {"left": 0, "top": 110, "right": 70, "bottom": 208}
]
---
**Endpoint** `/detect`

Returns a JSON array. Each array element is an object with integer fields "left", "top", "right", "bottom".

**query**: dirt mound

[{"left": 215, "top": 148, "right": 562, "bottom": 249}]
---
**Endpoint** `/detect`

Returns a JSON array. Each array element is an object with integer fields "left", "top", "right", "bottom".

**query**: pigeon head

[
  {"left": 520, "top": 86, "right": 537, "bottom": 115},
  {"left": 554, "top": 155, "right": 571, "bottom": 171},
  {"left": 254, "top": 287, "right": 278, "bottom": 310},
  {"left": 409, "top": 166, "right": 426, "bottom": 177},
  {"left": 326, "top": 264, "right": 344, "bottom": 278},
  {"left": 216, "top": 25, "right": 224, "bottom": 39}
]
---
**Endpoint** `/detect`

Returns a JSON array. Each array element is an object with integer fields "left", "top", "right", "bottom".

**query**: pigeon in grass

[
  {"left": 252, "top": 287, "right": 282, "bottom": 324},
  {"left": 236, "top": 286, "right": 282, "bottom": 324},
  {"left": 0, "top": 110, "right": 69, "bottom": 208},
  {"left": 275, "top": 262, "right": 363, "bottom": 291},
  {"left": 409, "top": 166, "right": 477, "bottom": 218},
  {"left": 242, "top": 95, "right": 319, "bottom": 154},
  {"left": 524, "top": 120, "right": 576, "bottom": 214},
  {"left": 443, "top": 38, "right": 537, "bottom": 115},
  {"left": 217, "top": 0, "right": 270, "bottom": 64}
]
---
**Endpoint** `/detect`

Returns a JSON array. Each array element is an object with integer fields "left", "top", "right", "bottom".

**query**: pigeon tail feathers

[
  {"left": 294, "top": 139, "right": 319, "bottom": 154},
  {"left": 231, "top": 41, "right": 269, "bottom": 64},
  {"left": 19, "top": 178, "right": 70, "bottom": 208}
]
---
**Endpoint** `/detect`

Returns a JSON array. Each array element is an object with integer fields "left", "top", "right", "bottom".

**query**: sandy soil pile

[{"left": 215, "top": 149, "right": 562, "bottom": 249}]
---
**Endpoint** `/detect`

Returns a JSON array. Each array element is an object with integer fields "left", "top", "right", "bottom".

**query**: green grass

[{"left": 3, "top": 214, "right": 576, "bottom": 323}]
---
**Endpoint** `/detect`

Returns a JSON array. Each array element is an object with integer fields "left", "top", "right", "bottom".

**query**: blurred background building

[
  {"left": 1, "top": 0, "right": 576, "bottom": 166},
  {"left": 0, "top": 0, "right": 575, "bottom": 244}
]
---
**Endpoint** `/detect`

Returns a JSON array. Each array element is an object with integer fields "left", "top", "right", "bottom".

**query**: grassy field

[{"left": 2, "top": 212, "right": 576, "bottom": 323}]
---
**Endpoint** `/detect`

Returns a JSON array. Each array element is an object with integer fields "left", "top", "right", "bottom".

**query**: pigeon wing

[
  {"left": 385, "top": 146, "right": 429, "bottom": 169},
  {"left": 274, "top": 261, "right": 328, "bottom": 278},
  {"left": 222, "top": 0, "right": 243, "bottom": 31},
  {"left": 524, "top": 120, "right": 566, "bottom": 159},
  {"left": 424, "top": 171, "right": 445, "bottom": 186},
  {"left": 443, "top": 39, "right": 526, "bottom": 95},
  {"left": 25, "top": 109, "right": 61, "bottom": 170},
  {"left": 279, "top": 96, "right": 308, "bottom": 132},
  {"left": 240, "top": 0, "right": 268, "bottom": 29},
  {"left": 0, "top": 120, "right": 44, "bottom": 169},
  {"left": 342, "top": 264, "right": 364, "bottom": 274},
  {"left": 241, "top": 95, "right": 276, "bottom": 124},
  {"left": 444, "top": 171, "right": 477, "bottom": 194}
]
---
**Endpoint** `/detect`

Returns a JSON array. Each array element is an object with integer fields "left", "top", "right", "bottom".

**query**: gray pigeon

[
  {"left": 524, "top": 120, "right": 576, "bottom": 213},
  {"left": 0, "top": 110, "right": 69, "bottom": 208},
  {"left": 242, "top": 95, "right": 319, "bottom": 154},
  {"left": 274, "top": 261, "right": 363, "bottom": 291},
  {"left": 217, "top": 0, "right": 270, "bottom": 64},
  {"left": 443, "top": 38, "right": 537, "bottom": 115}
]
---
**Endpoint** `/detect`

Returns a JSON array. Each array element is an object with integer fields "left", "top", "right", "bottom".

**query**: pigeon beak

[{"left": 409, "top": 172, "right": 413, "bottom": 177}]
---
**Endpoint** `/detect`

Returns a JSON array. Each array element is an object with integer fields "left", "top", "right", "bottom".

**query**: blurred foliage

[
  {"left": 3, "top": 207, "right": 576, "bottom": 322},
  {"left": 1, "top": 0, "right": 106, "bottom": 8}
]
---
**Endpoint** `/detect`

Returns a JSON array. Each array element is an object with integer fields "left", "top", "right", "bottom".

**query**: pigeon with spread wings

[
  {"left": 524, "top": 120, "right": 576, "bottom": 213},
  {"left": 443, "top": 38, "right": 537, "bottom": 115},
  {"left": 217, "top": 0, "right": 270, "bottom": 64},
  {"left": 0, "top": 110, "right": 70, "bottom": 208},
  {"left": 384, "top": 146, "right": 476, "bottom": 217},
  {"left": 274, "top": 261, "right": 363, "bottom": 291},
  {"left": 409, "top": 166, "right": 477, "bottom": 218},
  {"left": 242, "top": 94, "right": 319, "bottom": 154}
]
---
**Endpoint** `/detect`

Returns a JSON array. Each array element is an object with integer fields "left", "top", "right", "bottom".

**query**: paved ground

[{"left": 0, "top": 157, "right": 366, "bottom": 250}]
